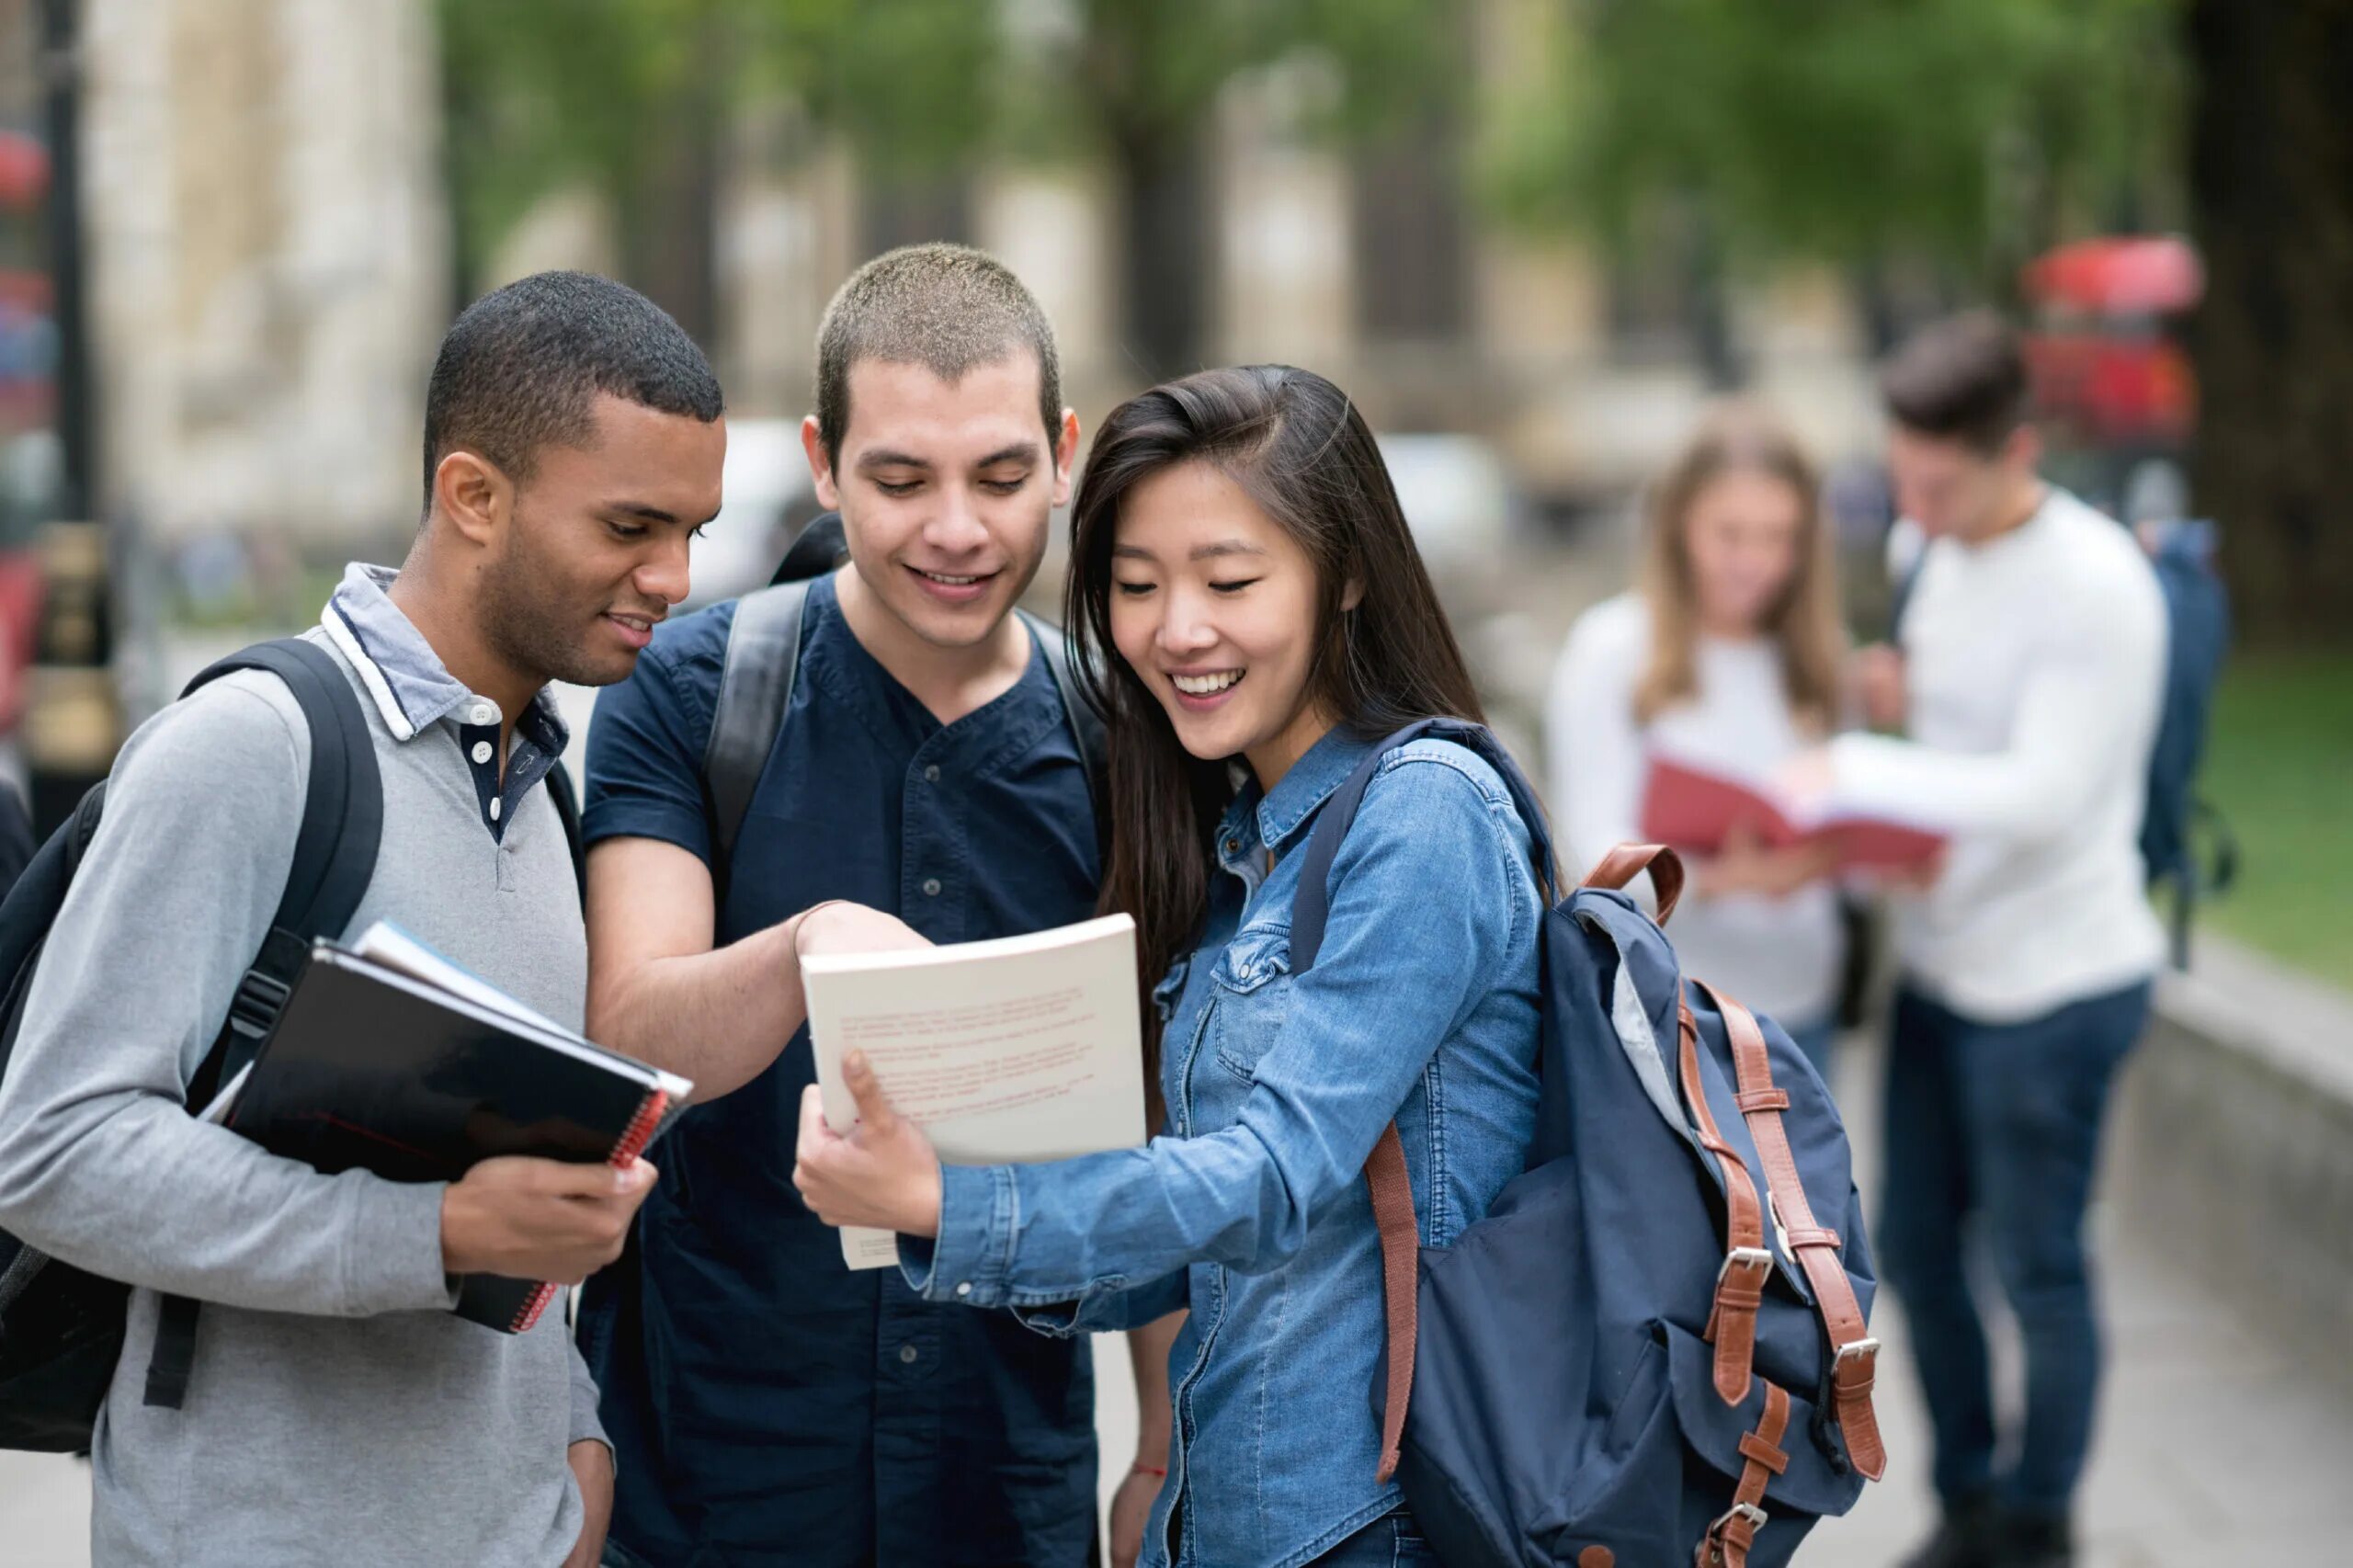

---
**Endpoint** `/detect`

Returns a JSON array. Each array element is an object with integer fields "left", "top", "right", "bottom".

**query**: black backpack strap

[
  {"left": 146, "top": 637, "right": 383, "bottom": 1411},
  {"left": 548, "top": 759, "right": 586, "bottom": 902},
  {"left": 1289, "top": 719, "right": 1553, "bottom": 974},
  {"left": 1886, "top": 541, "right": 1928, "bottom": 646},
  {"left": 704, "top": 581, "right": 813, "bottom": 892},
  {"left": 1017, "top": 608, "right": 1109, "bottom": 863},
  {"left": 181, "top": 639, "right": 384, "bottom": 1091}
]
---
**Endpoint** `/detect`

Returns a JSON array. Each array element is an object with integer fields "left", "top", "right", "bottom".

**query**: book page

[{"left": 801, "top": 914, "right": 1146, "bottom": 1269}]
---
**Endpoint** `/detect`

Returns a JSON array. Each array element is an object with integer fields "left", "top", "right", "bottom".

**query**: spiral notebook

[{"left": 221, "top": 922, "right": 691, "bottom": 1333}]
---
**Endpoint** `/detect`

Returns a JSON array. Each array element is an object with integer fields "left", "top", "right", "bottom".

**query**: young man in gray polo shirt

[{"left": 0, "top": 271, "right": 723, "bottom": 1567}]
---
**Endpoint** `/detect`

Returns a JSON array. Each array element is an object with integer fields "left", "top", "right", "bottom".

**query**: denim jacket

[{"left": 903, "top": 727, "right": 1543, "bottom": 1567}]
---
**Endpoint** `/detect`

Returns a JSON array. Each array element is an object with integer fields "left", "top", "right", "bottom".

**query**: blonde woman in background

[{"left": 1546, "top": 403, "right": 1849, "bottom": 1079}]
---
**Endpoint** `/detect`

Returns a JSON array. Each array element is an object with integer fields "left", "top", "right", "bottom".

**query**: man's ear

[
  {"left": 2003, "top": 422, "right": 2043, "bottom": 477},
  {"left": 432, "top": 449, "right": 511, "bottom": 548},
  {"left": 1050, "top": 408, "right": 1081, "bottom": 508},
  {"left": 802, "top": 415, "right": 841, "bottom": 511}
]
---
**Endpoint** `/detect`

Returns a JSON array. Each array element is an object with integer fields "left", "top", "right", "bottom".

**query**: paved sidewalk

[{"left": 1791, "top": 1033, "right": 2351, "bottom": 1566}]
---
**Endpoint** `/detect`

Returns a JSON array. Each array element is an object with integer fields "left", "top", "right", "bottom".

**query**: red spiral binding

[{"left": 506, "top": 1088, "right": 672, "bottom": 1334}]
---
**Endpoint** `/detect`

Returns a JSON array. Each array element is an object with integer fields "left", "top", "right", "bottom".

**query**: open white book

[{"left": 801, "top": 914, "right": 1148, "bottom": 1269}]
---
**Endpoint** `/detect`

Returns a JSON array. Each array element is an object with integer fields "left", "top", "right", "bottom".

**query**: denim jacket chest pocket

[{"left": 1209, "top": 923, "right": 1293, "bottom": 1085}]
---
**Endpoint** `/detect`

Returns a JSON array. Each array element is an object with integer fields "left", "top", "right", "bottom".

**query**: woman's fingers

[{"left": 844, "top": 1050, "right": 899, "bottom": 1136}]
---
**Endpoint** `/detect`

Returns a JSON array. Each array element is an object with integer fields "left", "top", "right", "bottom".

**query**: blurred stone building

[
  {"left": 486, "top": 3, "right": 1883, "bottom": 522},
  {"left": 59, "top": 0, "right": 1882, "bottom": 570},
  {"left": 78, "top": 0, "right": 444, "bottom": 555}
]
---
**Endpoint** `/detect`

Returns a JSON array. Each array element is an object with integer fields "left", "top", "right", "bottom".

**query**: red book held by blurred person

[{"left": 1639, "top": 756, "right": 1944, "bottom": 873}]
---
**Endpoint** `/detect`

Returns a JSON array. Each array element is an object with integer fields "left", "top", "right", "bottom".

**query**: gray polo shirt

[{"left": 0, "top": 564, "right": 603, "bottom": 1566}]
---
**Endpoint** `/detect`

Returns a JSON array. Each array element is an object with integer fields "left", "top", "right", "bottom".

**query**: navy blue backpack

[
  {"left": 1291, "top": 721, "right": 1885, "bottom": 1568},
  {"left": 2132, "top": 519, "right": 2235, "bottom": 963}
]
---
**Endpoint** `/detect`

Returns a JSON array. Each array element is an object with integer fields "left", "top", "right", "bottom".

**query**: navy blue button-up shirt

[{"left": 580, "top": 573, "right": 1103, "bottom": 1567}]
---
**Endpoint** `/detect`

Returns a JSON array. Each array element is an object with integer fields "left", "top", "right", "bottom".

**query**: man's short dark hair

[
  {"left": 423, "top": 270, "right": 724, "bottom": 512},
  {"left": 1879, "top": 310, "right": 2032, "bottom": 455},
  {"left": 814, "top": 244, "right": 1061, "bottom": 467}
]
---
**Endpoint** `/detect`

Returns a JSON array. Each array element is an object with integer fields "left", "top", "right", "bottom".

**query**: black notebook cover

[{"left": 225, "top": 947, "right": 675, "bottom": 1333}]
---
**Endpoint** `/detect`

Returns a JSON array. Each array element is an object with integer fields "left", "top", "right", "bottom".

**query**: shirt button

[
  {"left": 898, "top": 1344, "right": 919, "bottom": 1364},
  {"left": 471, "top": 741, "right": 493, "bottom": 765},
  {"left": 954, "top": 1281, "right": 972, "bottom": 1297},
  {"left": 923, "top": 764, "right": 940, "bottom": 783},
  {"left": 468, "top": 702, "right": 496, "bottom": 725},
  {"left": 921, "top": 878, "right": 942, "bottom": 897},
  {"left": 487, "top": 797, "right": 502, "bottom": 822},
  {"left": 1224, "top": 837, "right": 1240, "bottom": 855}
]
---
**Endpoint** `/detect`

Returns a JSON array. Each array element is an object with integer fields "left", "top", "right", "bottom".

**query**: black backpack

[{"left": 0, "top": 637, "right": 584, "bottom": 1451}]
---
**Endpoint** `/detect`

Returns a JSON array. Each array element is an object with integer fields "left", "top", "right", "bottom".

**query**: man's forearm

[{"left": 589, "top": 915, "right": 812, "bottom": 1099}]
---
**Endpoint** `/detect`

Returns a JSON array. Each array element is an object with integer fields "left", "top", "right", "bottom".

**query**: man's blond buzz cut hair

[{"left": 814, "top": 242, "right": 1063, "bottom": 467}]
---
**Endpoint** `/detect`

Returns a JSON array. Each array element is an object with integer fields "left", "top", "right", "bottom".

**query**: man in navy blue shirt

[{"left": 578, "top": 244, "right": 1176, "bottom": 1567}]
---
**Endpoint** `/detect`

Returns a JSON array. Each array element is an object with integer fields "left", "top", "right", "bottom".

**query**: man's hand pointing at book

[{"left": 793, "top": 1050, "right": 944, "bottom": 1237}]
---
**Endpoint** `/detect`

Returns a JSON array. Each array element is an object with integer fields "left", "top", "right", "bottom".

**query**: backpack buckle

[
  {"left": 226, "top": 968, "right": 294, "bottom": 1040},
  {"left": 1836, "top": 1335, "right": 1881, "bottom": 1370},
  {"left": 1716, "top": 1245, "right": 1774, "bottom": 1288},
  {"left": 1701, "top": 1501, "right": 1770, "bottom": 1565}
]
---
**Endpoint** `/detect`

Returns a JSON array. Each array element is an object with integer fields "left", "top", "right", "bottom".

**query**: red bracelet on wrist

[{"left": 1131, "top": 1462, "right": 1168, "bottom": 1479}]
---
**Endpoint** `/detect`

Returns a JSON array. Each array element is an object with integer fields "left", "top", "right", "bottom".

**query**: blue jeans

[
  {"left": 1877, "top": 980, "right": 2151, "bottom": 1517},
  {"left": 1306, "top": 1508, "right": 1441, "bottom": 1567}
]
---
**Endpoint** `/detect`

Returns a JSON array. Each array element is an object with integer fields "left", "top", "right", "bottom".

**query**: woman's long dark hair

[{"left": 1065, "top": 365, "right": 1486, "bottom": 1093}]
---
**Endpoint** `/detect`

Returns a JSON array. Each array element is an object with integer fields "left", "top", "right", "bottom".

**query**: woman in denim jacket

[{"left": 796, "top": 366, "right": 1545, "bottom": 1568}]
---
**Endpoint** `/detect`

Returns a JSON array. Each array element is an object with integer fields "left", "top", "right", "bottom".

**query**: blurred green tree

[
  {"left": 438, "top": 0, "right": 1456, "bottom": 380},
  {"left": 1489, "top": 0, "right": 2350, "bottom": 639},
  {"left": 1480, "top": 0, "right": 2184, "bottom": 369}
]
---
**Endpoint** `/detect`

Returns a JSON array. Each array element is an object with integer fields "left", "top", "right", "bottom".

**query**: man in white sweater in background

[{"left": 1822, "top": 312, "right": 2168, "bottom": 1568}]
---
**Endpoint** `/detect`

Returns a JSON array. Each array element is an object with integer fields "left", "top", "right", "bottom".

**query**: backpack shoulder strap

[
  {"left": 181, "top": 638, "right": 384, "bottom": 1066},
  {"left": 1279, "top": 716, "right": 1552, "bottom": 1483},
  {"left": 147, "top": 636, "right": 383, "bottom": 1412},
  {"left": 1017, "top": 608, "right": 1108, "bottom": 859},
  {"left": 1688, "top": 978, "right": 1887, "bottom": 1482},
  {"left": 546, "top": 759, "right": 585, "bottom": 902},
  {"left": 1886, "top": 541, "right": 1929, "bottom": 645},
  {"left": 704, "top": 581, "right": 813, "bottom": 882},
  {"left": 1288, "top": 718, "right": 1553, "bottom": 973}
]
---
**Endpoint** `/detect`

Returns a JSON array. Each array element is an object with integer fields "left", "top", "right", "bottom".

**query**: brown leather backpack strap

[
  {"left": 1366, "top": 1121, "right": 1420, "bottom": 1483},
  {"left": 1677, "top": 1003, "right": 1770, "bottom": 1404},
  {"left": 1691, "top": 981, "right": 1888, "bottom": 1483},
  {"left": 1579, "top": 843, "right": 1686, "bottom": 925},
  {"left": 1696, "top": 1380, "right": 1790, "bottom": 1568}
]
